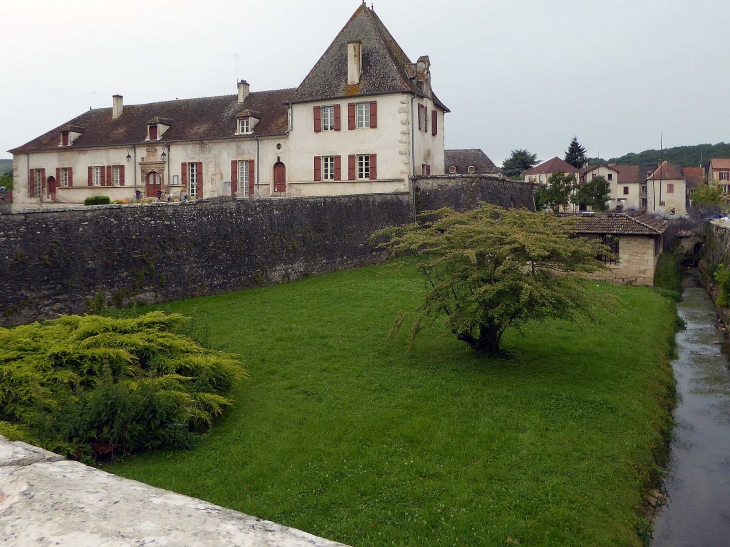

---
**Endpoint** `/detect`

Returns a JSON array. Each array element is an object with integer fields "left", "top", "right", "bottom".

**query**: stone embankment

[{"left": 0, "top": 436, "right": 349, "bottom": 547}]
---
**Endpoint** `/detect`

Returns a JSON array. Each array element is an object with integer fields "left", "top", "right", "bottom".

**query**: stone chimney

[
  {"left": 112, "top": 95, "right": 123, "bottom": 119},
  {"left": 237, "top": 80, "right": 250, "bottom": 104},
  {"left": 347, "top": 41, "right": 362, "bottom": 85}
]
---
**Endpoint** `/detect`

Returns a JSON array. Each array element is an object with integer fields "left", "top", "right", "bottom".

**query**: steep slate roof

[
  {"left": 649, "top": 161, "right": 683, "bottom": 181},
  {"left": 444, "top": 149, "right": 499, "bottom": 174},
  {"left": 681, "top": 167, "right": 704, "bottom": 189},
  {"left": 10, "top": 89, "right": 295, "bottom": 153},
  {"left": 287, "top": 4, "right": 449, "bottom": 111},
  {"left": 524, "top": 157, "right": 579, "bottom": 175},
  {"left": 710, "top": 158, "right": 730, "bottom": 170},
  {"left": 571, "top": 212, "right": 669, "bottom": 235}
]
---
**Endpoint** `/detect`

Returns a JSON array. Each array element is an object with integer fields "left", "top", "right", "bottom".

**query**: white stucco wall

[{"left": 646, "top": 178, "right": 686, "bottom": 216}]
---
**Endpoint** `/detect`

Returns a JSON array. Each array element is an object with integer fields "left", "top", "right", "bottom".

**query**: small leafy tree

[
  {"left": 564, "top": 137, "right": 588, "bottom": 169},
  {"left": 503, "top": 149, "right": 538, "bottom": 179},
  {"left": 690, "top": 183, "right": 722, "bottom": 206},
  {"left": 543, "top": 171, "right": 577, "bottom": 213},
  {"left": 573, "top": 176, "right": 611, "bottom": 212},
  {"left": 375, "top": 205, "right": 608, "bottom": 356}
]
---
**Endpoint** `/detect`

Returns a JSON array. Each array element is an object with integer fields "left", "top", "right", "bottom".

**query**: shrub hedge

[
  {"left": 84, "top": 195, "right": 111, "bottom": 205},
  {"left": 0, "top": 312, "right": 244, "bottom": 460}
]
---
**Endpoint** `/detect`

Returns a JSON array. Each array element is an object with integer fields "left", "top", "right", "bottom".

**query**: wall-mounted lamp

[
  {"left": 161, "top": 150, "right": 167, "bottom": 161},
  {"left": 160, "top": 143, "right": 169, "bottom": 162},
  {"left": 126, "top": 149, "right": 132, "bottom": 163}
]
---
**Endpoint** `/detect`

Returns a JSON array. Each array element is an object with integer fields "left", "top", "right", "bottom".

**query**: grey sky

[{"left": 2, "top": 0, "right": 728, "bottom": 165}]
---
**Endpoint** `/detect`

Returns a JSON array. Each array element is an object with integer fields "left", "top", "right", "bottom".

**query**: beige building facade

[{"left": 10, "top": 5, "right": 449, "bottom": 209}]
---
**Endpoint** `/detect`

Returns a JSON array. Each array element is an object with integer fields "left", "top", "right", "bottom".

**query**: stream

[{"left": 652, "top": 285, "right": 730, "bottom": 546}]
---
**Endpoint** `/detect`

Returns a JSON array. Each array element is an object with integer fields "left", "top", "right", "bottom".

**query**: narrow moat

[{"left": 652, "top": 285, "right": 730, "bottom": 546}]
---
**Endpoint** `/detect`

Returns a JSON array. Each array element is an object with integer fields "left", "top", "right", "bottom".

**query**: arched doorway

[
  {"left": 146, "top": 171, "right": 161, "bottom": 197},
  {"left": 274, "top": 162, "right": 286, "bottom": 193},
  {"left": 46, "top": 176, "right": 56, "bottom": 202}
]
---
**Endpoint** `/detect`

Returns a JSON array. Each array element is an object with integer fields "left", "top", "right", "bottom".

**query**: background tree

[
  {"left": 542, "top": 171, "right": 576, "bottom": 213},
  {"left": 572, "top": 176, "right": 611, "bottom": 212},
  {"left": 375, "top": 205, "right": 608, "bottom": 356},
  {"left": 690, "top": 183, "right": 722, "bottom": 206},
  {"left": 564, "top": 137, "right": 588, "bottom": 169},
  {"left": 502, "top": 149, "right": 538, "bottom": 179}
]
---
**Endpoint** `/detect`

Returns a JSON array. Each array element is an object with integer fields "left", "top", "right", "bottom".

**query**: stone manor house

[{"left": 10, "top": 4, "right": 460, "bottom": 208}]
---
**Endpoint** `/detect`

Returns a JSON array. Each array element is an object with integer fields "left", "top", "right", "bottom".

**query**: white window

[
  {"left": 356, "top": 102, "right": 370, "bottom": 128},
  {"left": 112, "top": 166, "right": 121, "bottom": 186},
  {"left": 322, "top": 106, "right": 334, "bottom": 131},
  {"left": 720, "top": 172, "right": 729, "bottom": 181},
  {"left": 94, "top": 166, "right": 103, "bottom": 186},
  {"left": 357, "top": 154, "right": 370, "bottom": 179},
  {"left": 60, "top": 168, "right": 69, "bottom": 187},
  {"left": 238, "top": 119, "right": 250, "bottom": 134},
  {"left": 189, "top": 162, "right": 198, "bottom": 198},
  {"left": 322, "top": 156, "right": 335, "bottom": 180},
  {"left": 238, "top": 160, "right": 250, "bottom": 196},
  {"left": 35, "top": 170, "right": 43, "bottom": 196}
]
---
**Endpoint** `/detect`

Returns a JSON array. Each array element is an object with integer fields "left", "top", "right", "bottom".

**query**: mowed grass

[{"left": 106, "top": 262, "right": 676, "bottom": 547}]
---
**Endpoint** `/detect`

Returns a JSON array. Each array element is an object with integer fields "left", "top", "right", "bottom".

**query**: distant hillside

[
  {"left": 606, "top": 143, "right": 730, "bottom": 168},
  {"left": 0, "top": 159, "right": 11, "bottom": 176}
]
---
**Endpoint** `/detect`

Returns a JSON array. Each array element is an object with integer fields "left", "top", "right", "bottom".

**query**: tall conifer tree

[{"left": 565, "top": 137, "right": 588, "bottom": 169}]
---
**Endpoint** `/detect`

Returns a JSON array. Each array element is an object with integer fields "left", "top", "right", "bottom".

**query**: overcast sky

[{"left": 2, "top": 0, "right": 729, "bottom": 165}]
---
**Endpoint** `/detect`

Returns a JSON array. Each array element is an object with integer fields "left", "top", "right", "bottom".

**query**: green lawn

[{"left": 106, "top": 262, "right": 676, "bottom": 546}]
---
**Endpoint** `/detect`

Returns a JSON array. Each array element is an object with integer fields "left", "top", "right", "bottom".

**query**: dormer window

[
  {"left": 239, "top": 118, "right": 251, "bottom": 134},
  {"left": 149, "top": 125, "right": 158, "bottom": 140},
  {"left": 59, "top": 125, "right": 84, "bottom": 147},
  {"left": 146, "top": 117, "right": 171, "bottom": 141},
  {"left": 468, "top": 166, "right": 475, "bottom": 174},
  {"left": 62, "top": 132, "right": 69, "bottom": 146},
  {"left": 449, "top": 166, "right": 456, "bottom": 174},
  {"left": 235, "top": 109, "right": 260, "bottom": 135}
]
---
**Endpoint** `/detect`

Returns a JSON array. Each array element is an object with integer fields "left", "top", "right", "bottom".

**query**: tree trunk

[{"left": 454, "top": 323, "right": 504, "bottom": 357}]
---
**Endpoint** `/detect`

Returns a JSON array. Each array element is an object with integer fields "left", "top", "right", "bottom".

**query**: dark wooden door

[
  {"left": 146, "top": 172, "right": 161, "bottom": 197},
  {"left": 274, "top": 162, "right": 286, "bottom": 193},
  {"left": 47, "top": 176, "right": 56, "bottom": 201}
]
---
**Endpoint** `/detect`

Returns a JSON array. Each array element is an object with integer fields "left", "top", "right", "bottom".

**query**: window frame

[
  {"left": 112, "top": 166, "right": 121, "bottom": 186},
  {"left": 720, "top": 172, "right": 730, "bottom": 181},
  {"left": 188, "top": 162, "right": 198, "bottom": 198},
  {"left": 357, "top": 154, "right": 370, "bottom": 180},
  {"left": 623, "top": 186, "right": 629, "bottom": 195},
  {"left": 238, "top": 160, "right": 250, "bottom": 196},
  {"left": 93, "top": 166, "right": 103, "bottom": 186},
  {"left": 667, "top": 183, "right": 674, "bottom": 194},
  {"left": 356, "top": 102, "right": 371, "bottom": 128},
  {"left": 238, "top": 118, "right": 251, "bottom": 134},
  {"left": 60, "top": 168, "right": 69, "bottom": 187},
  {"left": 321, "top": 106, "right": 335, "bottom": 131},
  {"left": 322, "top": 156, "right": 335, "bottom": 180}
]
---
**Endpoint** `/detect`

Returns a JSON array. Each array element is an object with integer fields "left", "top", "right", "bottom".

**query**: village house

[
  {"left": 646, "top": 161, "right": 687, "bottom": 216},
  {"left": 572, "top": 212, "right": 669, "bottom": 286},
  {"left": 708, "top": 158, "right": 730, "bottom": 195},
  {"left": 9, "top": 4, "right": 451, "bottom": 209},
  {"left": 444, "top": 149, "right": 500, "bottom": 175},
  {"left": 523, "top": 157, "right": 579, "bottom": 186}
]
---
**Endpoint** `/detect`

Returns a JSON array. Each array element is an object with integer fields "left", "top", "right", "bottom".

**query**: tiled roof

[
  {"left": 681, "top": 167, "right": 704, "bottom": 189},
  {"left": 10, "top": 89, "right": 295, "bottom": 153},
  {"left": 444, "top": 149, "right": 499, "bottom": 174},
  {"left": 649, "top": 161, "right": 683, "bottom": 181},
  {"left": 567, "top": 212, "right": 669, "bottom": 235},
  {"left": 611, "top": 165, "right": 641, "bottom": 184},
  {"left": 524, "top": 157, "right": 579, "bottom": 175},
  {"left": 710, "top": 158, "right": 730, "bottom": 170},
  {"left": 287, "top": 5, "right": 449, "bottom": 111}
]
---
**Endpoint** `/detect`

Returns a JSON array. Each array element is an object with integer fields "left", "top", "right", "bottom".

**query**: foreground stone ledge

[{"left": 0, "top": 436, "right": 349, "bottom": 547}]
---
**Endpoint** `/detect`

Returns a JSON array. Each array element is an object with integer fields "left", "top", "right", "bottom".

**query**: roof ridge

[
  {"left": 624, "top": 213, "right": 664, "bottom": 233},
  {"left": 363, "top": 8, "right": 414, "bottom": 93},
  {"left": 96, "top": 88, "right": 298, "bottom": 111}
]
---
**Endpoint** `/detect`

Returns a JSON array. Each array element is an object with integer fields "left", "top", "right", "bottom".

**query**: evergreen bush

[
  {"left": 84, "top": 195, "right": 111, "bottom": 205},
  {"left": 0, "top": 312, "right": 244, "bottom": 460}
]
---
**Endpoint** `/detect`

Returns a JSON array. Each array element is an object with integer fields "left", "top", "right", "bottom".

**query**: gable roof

[
  {"left": 581, "top": 164, "right": 619, "bottom": 178},
  {"left": 524, "top": 157, "right": 579, "bottom": 175},
  {"left": 10, "top": 89, "right": 295, "bottom": 153},
  {"left": 571, "top": 212, "right": 669, "bottom": 235},
  {"left": 444, "top": 149, "right": 499, "bottom": 174},
  {"left": 681, "top": 167, "right": 704, "bottom": 189},
  {"left": 710, "top": 158, "right": 730, "bottom": 170},
  {"left": 649, "top": 161, "right": 683, "bottom": 181},
  {"left": 287, "top": 4, "right": 448, "bottom": 111},
  {"left": 611, "top": 165, "right": 641, "bottom": 184}
]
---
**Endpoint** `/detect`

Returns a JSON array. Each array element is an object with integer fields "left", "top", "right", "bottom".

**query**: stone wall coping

[{"left": 0, "top": 435, "right": 350, "bottom": 547}]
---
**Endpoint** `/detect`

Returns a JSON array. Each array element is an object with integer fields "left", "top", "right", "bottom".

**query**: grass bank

[{"left": 106, "top": 262, "right": 676, "bottom": 546}]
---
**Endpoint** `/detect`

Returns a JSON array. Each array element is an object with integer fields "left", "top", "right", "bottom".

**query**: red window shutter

[
  {"left": 106, "top": 166, "right": 112, "bottom": 186},
  {"left": 119, "top": 165, "right": 125, "bottom": 186},
  {"left": 56, "top": 168, "right": 61, "bottom": 187},
  {"left": 334, "top": 104, "right": 341, "bottom": 131},
  {"left": 370, "top": 101, "right": 377, "bottom": 128},
  {"left": 62, "top": 132, "right": 69, "bottom": 146},
  {"left": 426, "top": 164, "right": 431, "bottom": 176},
  {"left": 313, "top": 106, "right": 322, "bottom": 133},
  {"left": 181, "top": 163, "right": 188, "bottom": 189},
  {"left": 314, "top": 156, "right": 322, "bottom": 182},
  {"left": 424, "top": 107, "right": 428, "bottom": 133},
  {"left": 370, "top": 154, "right": 377, "bottom": 180},
  {"left": 348, "top": 103, "right": 356, "bottom": 130},
  {"left": 197, "top": 162, "right": 203, "bottom": 198},
  {"left": 88, "top": 166, "right": 93, "bottom": 187},
  {"left": 248, "top": 160, "right": 255, "bottom": 198},
  {"left": 334, "top": 155, "right": 342, "bottom": 181},
  {"left": 39, "top": 169, "right": 46, "bottom": 197},
  {"left": 68, "top": 167, "right": 73, "bottom": 187},
  {"left": 432, "top": 110, "right": 438, "bottom": 136},
  {"left": 348, "top": 155, "right": 356, "bottom": 180},
  {"left": 418, "top": 105, "right": 422, "bottom": 130},
  {"left": 29, "top": 169, "right": 35, "bottom": 197},
  {"left": 149, "top": 125, "right": 157, "bottom": 140},
  {"left": 231, "top": 160, "right": 238, "bottom": 195}
]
